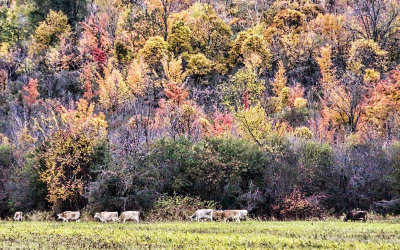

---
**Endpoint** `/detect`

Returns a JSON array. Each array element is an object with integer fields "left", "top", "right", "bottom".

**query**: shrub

[
  {"left": 145, "top": 194, "right": 217, "bottom": 222},
  {"left": 272, "top": 189, "right": 328, "bottom": 220},
  {"left": 26, "top": 211, "right": 55, "bottom": 221}
]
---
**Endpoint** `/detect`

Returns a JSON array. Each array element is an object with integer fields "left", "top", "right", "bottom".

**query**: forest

[{"left": 0, "top": 0, "right": 400, "bottom": 219}]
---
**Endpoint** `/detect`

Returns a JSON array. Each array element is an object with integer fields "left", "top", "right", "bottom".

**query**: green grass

[{"left": 0, "top": 220, "right": 399, "bottom": 249}]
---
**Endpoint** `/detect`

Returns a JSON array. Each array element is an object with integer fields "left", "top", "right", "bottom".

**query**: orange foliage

[
  {"left": 23, "top": 78, "right": 40, "bottom": 107},
  {"left": 164, "top": 81, "right": 189, "bottom": 105}
]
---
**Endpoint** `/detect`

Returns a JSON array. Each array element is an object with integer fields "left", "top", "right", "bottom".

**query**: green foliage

[
  {"left": 33, "top": 10, "right": 70, "bottom": 52},
  {"left": 185, "top": 53, "right": 212, "bottom": 77},
  {"left": 229, "top": 25, "right": 271, "bottom": 69},
  {"left": 223, "top": 67, "right": 265, "bottom": 108},
  {"left": 296, "top": 140, "right": 334, "bottom": 192},
  {"left": 293, "top": 127, "right": 313, "bottom": 139},
  {"left": 167, "top": 21, "right": 192, "bottom": 57},
  {"left": 113, "top": 40, "right": 133, "bottom": 64},
  {"left": 188, "top": 3, "right": 232, "bottom": 64},
  {"left": 140, "top": 36, "right": 168, "bottom": 71}
]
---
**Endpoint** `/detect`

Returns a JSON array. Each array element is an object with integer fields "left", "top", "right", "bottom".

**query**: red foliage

[
  {"left": 79, "top": 15, "right": 111, "bottom": 67},
  {"left": 91, "top": 47, "right": 107, "bottom": 64},
  {"left": 209, "top": 110, "right": 234, "bottom": 136},
  {"left": 23, "top": 78, "right": 40, "bottom": 107}
]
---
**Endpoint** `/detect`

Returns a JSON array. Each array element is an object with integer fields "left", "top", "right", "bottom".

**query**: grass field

[{"left": 0, "top": 220, "right": 399, "bottom": 249}]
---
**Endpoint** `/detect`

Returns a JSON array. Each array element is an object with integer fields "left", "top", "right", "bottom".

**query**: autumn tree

[
  {"left": 316, "top": 46, "right": 368, "bottom": 138},
  {"left": 33, "top": 10, "right": 71, "bottom": 54},
  {"left": 187, "top": 3, "right": 232, "bottom": 72},
  {"left": 140, "top": 36, "right": 168, "bottom": 73},
  {"left": 34, "top": 99, "right": 108, "bottom": 212},
  {"left": 347, "top": 0, "right": 400, "bottom": 46},
  {"left": 167, "top": 20, "right": 192, "bottom": 57},
  {"left": 23, "top": 78, "right": 40, "bottom": 108},
  {"left": 362, "top": 67, "right": 400, "bottom": 139},
  {"left": 235, "top": 104, "right": 287, "bottom": 153}
]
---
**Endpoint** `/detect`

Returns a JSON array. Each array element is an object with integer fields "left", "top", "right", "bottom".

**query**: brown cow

[
  {"left": 344, "top": 211, "right": 368, "bottom": 222},
  {"left": 222, "top": 210, "right": 241, "bottom": 222},
  {"left": 212, "top": 210, "right": 224, "bottom": 221},
  {"left": 57, "top": 211, "right": 80, "bottom": 222},
  {"left": 119, "top": 211, "right": 140, "bottom": 223}
]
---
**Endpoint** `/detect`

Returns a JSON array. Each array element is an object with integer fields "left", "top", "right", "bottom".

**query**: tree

[
  {"left": 187, "top": 3, "right": 232, "bottom": 70},
  {"left": 348, "top": 0, "right": 400, "bottom": 46},
  {"left": 146, "top": 0, "right": 190, "bottom": 40},
  {"left": 223, "top": 67, "right": 265, "bottom": 110},
  {"left": 33, "top": 10, "right": 71, "bottom": 53},
  {"left": 316, "top": 46, "right": 368, "bottom": 137},
  {"left": 34, "top": 99, "right": 108, "bottom": 212},
  {"left": 140, "top": 36, "right": 168, "bottom": 73},
  {"left": 362, "top": 67, "right": 400, "bottom": 139},
  {"left": 167, "top": 21, "right": 192, "bottom": 57},
  {"left": 23, "top": 78, "right": 40, "bottom": 108},
  {"left": 235, "top": 104, "right": 287, "bottom": 152}
]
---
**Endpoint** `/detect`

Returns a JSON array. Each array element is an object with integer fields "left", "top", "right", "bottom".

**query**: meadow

[{"left": 0, "top": 220, "right": 399, "bottom": 249}]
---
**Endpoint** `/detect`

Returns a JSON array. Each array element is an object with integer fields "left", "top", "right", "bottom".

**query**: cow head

[
  {"left": 94, "top": 212, "right": 100, "bottom": 221},
  {"left": 57, "top": 213, "right": 64, "bottom": 220}
]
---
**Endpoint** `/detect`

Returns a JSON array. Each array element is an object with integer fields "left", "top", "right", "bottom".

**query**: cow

[
  {"left": 190, "top": 209, "right": 213, "bottom": 222},
  {"left": 119, "top": 211, "right": 140, "bottom": 223},
  {"left": 344, "top": 210, "right": 368, "bottom": 222},
  {"left": 57, "top": 211, "right": 80, "bottom": 222},
  {"left": 222, "top": 210, "right": 241, "bottom": 222},
  {"left": 212, "top": 210, "right": 224, "bottom": 221},
  {"left": 13, "top": 212, "right": 23, "bottom": 221},
  {"left": 94, "top": 212, "right": 119, "bottom": 223}
]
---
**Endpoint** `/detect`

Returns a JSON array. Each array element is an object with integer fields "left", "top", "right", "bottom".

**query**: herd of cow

[{"left": 11, "top": 209, "right": 368, "bottom": 223}]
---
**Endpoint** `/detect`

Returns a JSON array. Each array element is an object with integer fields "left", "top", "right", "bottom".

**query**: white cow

[
  {"left": 119, "top": 211, "right": 140, "bottom": 223},
  {"left": 13, "top": 212, "right": 23, "bottom": 221},
  {"left": 190, "top": 209, "right": 213, "bottom": 222},
  {"left": 57, "top": 211, "right": 80, "bottom": 222},
  {"left": 94, "top": 212, "right": 119, "bottom": 223},
  {"left": 236, "top": 210, "right": 249, "bottom": 220}
]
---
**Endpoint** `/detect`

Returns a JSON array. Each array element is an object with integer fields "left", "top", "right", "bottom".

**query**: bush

[
  {"left": 186, "top": 53, "right": 212, "bottom": 77},
  {"left": 272, "top": 190, "right": 328, "bottom": 220},
  {"left": 145, "top": 194, "right": 218, "bottom": 222},
  {"left": 26, "top": 211, "right": 55, "bottom": 221}
]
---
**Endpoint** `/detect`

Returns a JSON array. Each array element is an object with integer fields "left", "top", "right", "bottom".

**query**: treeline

[{"left": 0, "top": 0, "right": 400, "bottom": 219}]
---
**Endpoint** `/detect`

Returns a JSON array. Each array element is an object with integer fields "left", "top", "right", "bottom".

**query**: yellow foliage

[
  {"left": 270, "top": 61, "right": 287, "bottom": 96},
  {"left": 348, "top": 39, "right": 387, "bottom": 75},
  {"left": 164, "top": 57, "right": 187, "bottom": 84},
  {"left": 127, "top": 59, "right": 146, "bottom": 96},
  {"left": 235, "top": 104, "right": 287, "bottom": 151},
  {"left": 364, "top": 68, "right": 380, "bottom": 84},
  {"left": 294, "top": 97, "right": 307, "bottom": 109}
]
